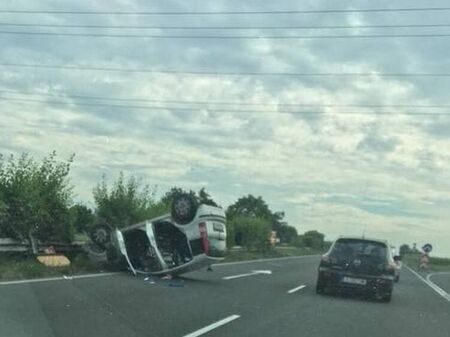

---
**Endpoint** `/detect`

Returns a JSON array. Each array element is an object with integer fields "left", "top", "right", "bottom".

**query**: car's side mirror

[{"left": 393, "top": 255, "right": 402, "bottom": 262}]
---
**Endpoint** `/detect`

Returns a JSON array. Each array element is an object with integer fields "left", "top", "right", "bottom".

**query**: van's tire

[
  {"left": 90, "top": 224, "right": 112, "bottom": 250},
  {"left": 171, "top": 194, "right": 198, "bottom": 225}
]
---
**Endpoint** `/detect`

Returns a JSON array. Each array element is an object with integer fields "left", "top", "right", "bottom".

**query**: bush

[
  {"left": 227, "top": 216, "right": 272, "bottom": 252},
  {"left": 0, "top": 152, "right": 74, "bottom": 243},
  {"left": 93, "top": 172, "right": 163, "bottom": 228},
  {"left": 70, "top": 203, "right": 95, "bottom": 233}
]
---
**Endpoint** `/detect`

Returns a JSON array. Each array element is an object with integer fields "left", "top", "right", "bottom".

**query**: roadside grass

[
  {"left": 1, "top": 246, "right": 323, "bottom": 281},
  {"left": 0, "top": 252, "right": 104, "bottom": 281},
  {"left": 223, "top": 246, "right": 324, "bottom": 263},
  {"left": 403, "top": 253, "right": 450, "bottom": 273}
]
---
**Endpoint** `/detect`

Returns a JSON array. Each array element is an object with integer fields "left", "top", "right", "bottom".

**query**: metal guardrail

[{"left": 0, "top": 238, "right": 84, "bottom": 253}]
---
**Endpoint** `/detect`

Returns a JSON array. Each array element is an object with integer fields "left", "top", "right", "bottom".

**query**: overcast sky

[{"left": 1, "top": 0, "right": 450, "bottom": 256}]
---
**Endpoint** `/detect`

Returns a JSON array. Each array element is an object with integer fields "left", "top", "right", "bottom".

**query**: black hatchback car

[{"left": 316, "top": 237, "right": 397, "bottom": 302}]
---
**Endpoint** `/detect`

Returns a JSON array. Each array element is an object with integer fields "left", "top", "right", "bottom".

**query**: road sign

[{"left": 422, "top": 244, "right": 433, "bottom": 253}]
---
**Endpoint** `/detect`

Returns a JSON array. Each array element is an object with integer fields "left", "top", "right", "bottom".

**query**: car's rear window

[{"left": 331, "top": 239, "right": 388, "bottom": 260}]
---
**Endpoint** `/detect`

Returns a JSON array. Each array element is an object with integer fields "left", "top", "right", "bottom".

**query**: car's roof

[{"left": 337, "top": 236, "right": 389, "bottom": 245}]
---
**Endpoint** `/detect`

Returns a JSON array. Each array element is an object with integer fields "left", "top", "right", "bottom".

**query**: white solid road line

[
  {"left": 223, "top": 270, "right": 272, "bottom": 280},
  {"left": 183, "top": 314, "right": 240, "bottom": 337},
  {"left": 287, "top": 285, "right": 306, "bottom": 294},
  {"left": 406, "top": 266, "right": 450, "bottom": 303},
  {"left": 0, "top": 272, "right": 120, "bottom": 286}
]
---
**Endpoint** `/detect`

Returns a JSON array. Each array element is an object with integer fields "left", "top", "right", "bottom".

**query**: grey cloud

[
  {"left": 357, "top": 131, "right": 399, "bottom": 153},
  {"left": 3, "top": 0, "right": 450, "bottom": 256}
]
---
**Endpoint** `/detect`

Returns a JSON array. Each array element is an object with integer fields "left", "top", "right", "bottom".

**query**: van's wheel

[
  {"left": 171, "top": 194, "right": 198, "bottom": 225},
  {"left": 90, "top": 224, "right": 111, "bottom": 250}
]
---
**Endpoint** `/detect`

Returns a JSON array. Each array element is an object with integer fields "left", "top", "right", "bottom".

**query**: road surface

[
  {"left": 1, "top": 255, "right": 449, "bottom": 337},
  {"left": 428, "top": 272, "right": 450, "bottom": 294}
]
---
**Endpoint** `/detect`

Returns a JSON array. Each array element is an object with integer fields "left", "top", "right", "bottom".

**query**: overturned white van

[{"left": 88, "top": 194, "right": 227, "bottom": 276}]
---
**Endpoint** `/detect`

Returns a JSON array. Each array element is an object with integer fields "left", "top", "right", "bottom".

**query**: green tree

[
  {"left": 93, "top": 172, "right": 161, "bottom": 228},
  {"left": 198, "top": 187, "right": 218, "bottom": 207},
  {"left": 0, "top": 194, "right": 8, "bottom": 236},
  {"left": 160, "top": 187, "right": 197, "bottom": 209},
  {"left": 70, "top": 203, "right": 95, "bottom": 233},
  {"left": 227, "top": 216, "right": 271, "bottom": 251},
  {"left": 277, "top": 225, "right": 298, "bottom": 244},
  {"left": 0, "top": 152, "right": 74, "bottom": 243},
  {"left": 297, "top": 230, "right": 325, "bottom": 249},
  {"left": 399, "top": 244, "right": 411, "bottom": 256},
  {"left": 227, "top": 195, "right": 273, "bottom": 220},
  {"left": 271, "top": 211, "right": 286, "bottom": 232}
]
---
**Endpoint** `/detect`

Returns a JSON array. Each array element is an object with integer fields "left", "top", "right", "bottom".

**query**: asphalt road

[
  {"left": 428, "top": 272, "right": 450, "bottom": 294},
  {"left": 1, "top": 255, "right": 449, "bottom": 337}
]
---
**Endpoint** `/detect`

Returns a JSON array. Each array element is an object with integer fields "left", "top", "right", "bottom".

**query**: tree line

[{"left": 0, "top": 152, "right": 327, "bottom": 251}]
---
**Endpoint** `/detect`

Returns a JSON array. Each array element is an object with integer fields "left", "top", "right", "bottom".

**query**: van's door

[
  {"left": 115, "top": 229, "right": 137, "bottom": 275},
  {"left": 145, "top": 222, "right": 168, "bottom": 271}
]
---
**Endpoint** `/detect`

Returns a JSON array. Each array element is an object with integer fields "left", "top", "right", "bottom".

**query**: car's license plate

[{"left": 342, "top": 276, "right": 367, "bottom": 285}]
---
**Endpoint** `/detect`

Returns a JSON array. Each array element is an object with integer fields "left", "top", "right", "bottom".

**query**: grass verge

[
  {"left": 0, "top": 252, "right": 106, "bottom": 281},
  {"left": 403, "top": 253, "right": 450, "bottom": 273},
  {"left": 223, "top": 246, "right": 324, "bottom": 263},
  {"left": 1, "top": 246, "right": 324, "bottom": 281}
]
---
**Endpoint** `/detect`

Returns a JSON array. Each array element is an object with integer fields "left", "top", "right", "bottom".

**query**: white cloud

[{"left": 2, "top": 0, "right": 450, "bottom": 256}]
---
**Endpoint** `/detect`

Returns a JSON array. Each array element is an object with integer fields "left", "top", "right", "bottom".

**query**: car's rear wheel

[
  {"left": 316, "top": 274, "right": 326, "bottom": 294},
  {"left": 379, "top": 291, "right": 392, "bottom": 302},
  {"left": 171, "top": 194, "right": 198, "bottom": 225},
  {"left": 374, "top": 284, "right": 393, "bottom": 302}
]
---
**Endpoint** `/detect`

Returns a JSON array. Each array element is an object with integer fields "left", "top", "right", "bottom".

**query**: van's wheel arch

[{"left": 171, "top": 194, "right": 198, "bottom": 224}]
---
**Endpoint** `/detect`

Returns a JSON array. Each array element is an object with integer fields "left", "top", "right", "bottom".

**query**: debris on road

[{"left": 144, "top": 277, "right": 155, "bottom": 284}]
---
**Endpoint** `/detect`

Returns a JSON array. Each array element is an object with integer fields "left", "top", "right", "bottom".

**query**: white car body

[{"left": 108, "top": 204, "right": 227, "bottom": 276}]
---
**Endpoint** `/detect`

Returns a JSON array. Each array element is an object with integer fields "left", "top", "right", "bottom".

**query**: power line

[
  {"left": 1, "top": 62, "right": 449, "bottom": 77},
  {"left": 2, "top": 22, "right": 450, "bottom": 30},
  {"left": 0, "top": 7, "right": 450, "bottom": 15},
  {"left": 1, "top": 89, "right": 449, "bottom": 109},
  {"left": 1, "top": 96, "right": 449, "bottom": 116},
  {"left": 3, "top": 30, "right": 450, "bottom": 39}
]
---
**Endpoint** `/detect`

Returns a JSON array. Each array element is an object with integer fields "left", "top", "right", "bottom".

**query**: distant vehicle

[
  {"left": 316, "top": 237, "right": 397, "bottom": 302},
  {"left": 390, "top": 247, "right": 402, "bottom": 282},
  {"left": 393, "top": 255, "right": 402, "bottom": 282},
  {"left": 88, "top": 194, "right": 227, "bottom": 276}
]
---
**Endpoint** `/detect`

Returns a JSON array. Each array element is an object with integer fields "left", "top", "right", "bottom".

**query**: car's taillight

[{"left": 199, "top": 222, "right": 209, "bottom": 255}]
